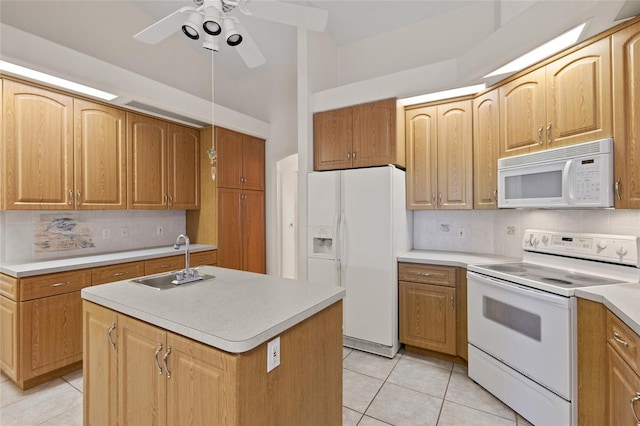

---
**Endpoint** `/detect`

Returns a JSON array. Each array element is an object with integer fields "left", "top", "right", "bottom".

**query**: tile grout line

[{"left": 434, "top": 368, "right": 454, "bottom": 426}]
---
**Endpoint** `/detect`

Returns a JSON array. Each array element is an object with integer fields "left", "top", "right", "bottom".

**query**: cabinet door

[
  {"left": 127, "top": 112, "right": 168, "bottom": 209},
  {"left": 118, "top": 314, "right": 167, "bottom": 426},
  {"left": 83, "top": 301, "right": 118, "bottom": 426},
  {"left": 313, "top": 107, "right": 353, "bottom": 171},
  {"left": 352, "top": 98, "right": 397, "bottom": 168},
  {"left": 546, "top": 37, "right": 612, "bottom": 148},
  {"left": 399, "top": 281, "right": 456, "bottom": 355},
  {"left": 499, "top": 68, "right": 547, "bottom": 157},
  {"left": 215, "top": 126, "right": 243, "bottom": 189},
  {"left": 242, "top": 190, "right": 265, "bottom": 273},
  {"left": 217, "top": 188, "right": 242, "bottom": 270},
  {"left": 613, "top": 21, "right": 640, "bottom": 209},
  {"left": 167, "top": 123, "right": 199, "bottom": 209},
  {"left": 0, "top": 296, "right": 19, "bottom": 382},
  {"left": 473, "top": 90, "right": 499, "bottom": 209},
  {"left": 437, "top": 100, "right": 473, "bottom": 209},
  {"left": 74, "top": 99, "right": 126, "bottom": 209},
  {"left": 3, "top": 80, "right": 73, "bottom": 209},
  {"left": 21, "top": 292, "right": 84, "bottom": 380},
  {"left": 165, "top": 332, "right": 236, "bottom": 425},
  {"left": 405, "top": 106, "right": 438, "bottom": 209},
  {"left": 242, "top": 135, "right": 265, "bottom": 191},
  {"left": 608, "top": 345, "right": 640, "bottom": 426}
]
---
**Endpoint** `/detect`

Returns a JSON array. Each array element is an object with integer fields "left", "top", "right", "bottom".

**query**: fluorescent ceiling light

[
  {"left": 399, "top": 83, "right": 486, "bottom": 106},
  {"left": 484, "top": 23, "right": 586, "bottom": 78},
  {"left": 0, "top": 60, "right": 118, "bottom": 101}
]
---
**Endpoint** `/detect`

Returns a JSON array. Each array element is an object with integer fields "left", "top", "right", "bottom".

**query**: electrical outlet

[
  {"left": 156, "top": 226, "right": 164, "bottom": 236},
  {"left": 102, "top": 228, "right": 111, "bottom": 239},
  {"left": 267, "top": 337, "right": 281, "bottom": 372},
  {"left": 121, "top": 227, "right": 129, "bottom": 239},
  {"left": 457, "top": 228, "right": 466, "bottom": 239}
]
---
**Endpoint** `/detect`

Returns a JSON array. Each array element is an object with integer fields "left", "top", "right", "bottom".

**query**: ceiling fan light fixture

[
  {"left": 203, "top": 6, "right": 222, "bottom": 35},
  {"left": 182, "top": 11, "right": 203, "bottom": 40},
  {"left": 203, "top": 34, "right": 220, "bottom": 52},
  {"left": 223, "top": 18, "right": 242, "bottom": 46}
]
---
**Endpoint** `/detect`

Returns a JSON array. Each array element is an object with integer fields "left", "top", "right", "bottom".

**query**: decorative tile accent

[{"left": 34, "top": 214, "right": 94, "bottom": 252}]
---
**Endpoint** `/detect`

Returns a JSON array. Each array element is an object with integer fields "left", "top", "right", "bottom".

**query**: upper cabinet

[
  {"left": 127, "top": 112, "right": 199, "bottom": 210},
  {"left": 612, "top": 20, "right": 640, "bottom": 209},
  {"left": 313, "top": 98, "right": 405, "bottom": 171},
  {"left": 3, "top": 80, "right": 74, "bottom": 209},
  {"left": 216, "top": 126, "right": 264, "bottom": 191},
  {"left": 405, "top": 100, "right": 473, "bottom": 210},
  {"left": 74, "top": 99, "right": 126, "bottom": 209},
  {"left": 473, "top": 89, "right": 500, "bottom": 209},
  {"left": 500, "top": 38, "right": 612, "bottom": 157}
]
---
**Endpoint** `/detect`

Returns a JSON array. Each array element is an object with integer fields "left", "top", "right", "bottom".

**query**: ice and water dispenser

[{"left": 308, "top": 226, "right": 336, "bottom": 259}]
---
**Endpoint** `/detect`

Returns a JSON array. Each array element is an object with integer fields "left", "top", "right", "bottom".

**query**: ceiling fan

[{"left": 134, "top": 0, "right": 328, "bottom": 69}]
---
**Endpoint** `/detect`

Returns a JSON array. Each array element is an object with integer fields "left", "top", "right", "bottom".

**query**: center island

[{"left": 81, "top": 265, "right": 345, "bottom": 426}]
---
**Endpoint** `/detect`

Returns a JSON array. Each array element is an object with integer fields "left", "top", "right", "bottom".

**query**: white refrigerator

[{"left": 307, "top": 165, "right": 412, "bottom": 358}]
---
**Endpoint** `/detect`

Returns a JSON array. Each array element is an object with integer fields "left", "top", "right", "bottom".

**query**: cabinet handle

[
  {"left": 163, "top": 346, "right": 172, "bottom": 379},
  {"left": 416, "top": 272, "right": 432, "bottom": 277},
  {"left": 546, "top": 123, "right": 552, "bottom": 144},
  {"left": 438, "top": 193, "right": 443, "bottom": 206},
  {"left": 112, "top": 272, "right": 127, "bottom": 277},
  {"left": 432, "top": 193, "right": 436, "bottom": 206},
  {"left": 631, "top": 392, "right": 640, "bottom": 424},
  {"left": 49, "top": 281, "right": 70, "bottom": 287},
  {"left": 493, "top": 189, "right": 498, "bottom": 202},
  {"left": 615, "top": 178, "right": 622, "bottom": 201},
  {"left": 538, "top": 125, "right": 544, "bottom": 144},
  {"left": 164, "top": 194, "right": 168, "bottom": 205},
  {"left": 613, "top": 332, "right": 629, "bottom": 347},
  {"left": 450, "top": 295, "right": 455, "bottom": 308},
  {"left": 107, "top": 323, "right": 116, "bottom": 350},
  {"left": 352, "top": 151, "right": 356, "bottom": 161},
  {"left": 346, "top": 152, "right": 351, "bottom": 161},
  {"left": 154, "top": 343, "right": 163, "bottom": 375},
  {"left": 77, "top": 190, "right": 81, "bottom": 206},
  {"left": 168, "top": 194, "right": 173, "bottom": 206},
  {"left": 68, "top": 190, "right": 73, "bottom": 205}
]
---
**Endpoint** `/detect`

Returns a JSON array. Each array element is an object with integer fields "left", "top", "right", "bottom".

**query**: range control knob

[
  {"left": 616, "top": 246, "right": 628, "bottom": 257},
  {"left": 541, "top": 235, "right": 549, "bottom": 245},
  {"left": 524, "top": 234, "right": 533, "bottom": 246},
  {"left": 531, "top": 237, "right": 540, "bottom": 247},
  {"left": 596, "top": 240, "right": 608, "bottom": 251}
]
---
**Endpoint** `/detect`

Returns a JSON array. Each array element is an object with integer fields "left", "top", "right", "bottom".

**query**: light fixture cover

[
  {"left": 182, "top": 11, "right": 203, "bottom": 40},
  {"left": 203, "top": 6, "right": 221, "bottom": 35},
  {"left": 223, "top": 18, "right": 243, "bottom": 46}
]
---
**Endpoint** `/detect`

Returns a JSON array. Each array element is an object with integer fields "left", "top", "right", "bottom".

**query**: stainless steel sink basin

[{"left": 132, "top": 272, "right": 214, "bottom": 290}]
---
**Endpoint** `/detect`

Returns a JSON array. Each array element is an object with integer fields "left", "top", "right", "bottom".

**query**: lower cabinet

[
  {"left": 398, "top": 262, "right": 467, "bottom": 360},
  {"left": 608, "top": 345, "right": 640, "bottom": 425}
]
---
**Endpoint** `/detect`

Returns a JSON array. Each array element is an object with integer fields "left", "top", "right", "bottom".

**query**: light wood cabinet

[
  {"left": 473, "top": 89, "right": 500, "bottom": 209},
  {"left": 83, "top": 300, "right": 343, "bottom": 425},
  {"left": 216, "top": 126, "right": 264, "bottom": 191},
  {"left": 500, "top": 38, "right": 612, "bottom": 157},
  {"left": 218, "top": 188, "right": 265, "bottom": 273},
  {"left": 127, "top": 113, "right": 199, "bottom": 210},
  {"left": 92, "top": 262, "right": 145, "bottom": 286},
  {"left": 74, "top": 99, "right": 127, "bottom": 209},
  {"left": 216, "top": 126, "right": 265, "bottom": 273},
  {"left": 612, "top": 20, "right": 640, "bottom": 209},
  {"left": 2, "top": 80, "right": 74, "bottom": 209},
  {"left": 314, "top": 98, "right": 405, "bottom": 171},
  {"left": 399, "top": 263, "right": 467, "bottom": 360},
  {"left": 405, "top": 99, "right": 473, "bottom": 210}
]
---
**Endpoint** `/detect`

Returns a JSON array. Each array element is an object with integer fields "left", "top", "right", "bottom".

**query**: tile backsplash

[
  {"left": 413, "top": 209, "right": 640, "bottom": 259},
  {"left": 0, "top": 210, "right": 186, "bottom": 265}
]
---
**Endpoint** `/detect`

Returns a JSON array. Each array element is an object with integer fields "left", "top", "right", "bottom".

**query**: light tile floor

[{"left": 0, "top": 348, "right": 535, "bottom": 426}]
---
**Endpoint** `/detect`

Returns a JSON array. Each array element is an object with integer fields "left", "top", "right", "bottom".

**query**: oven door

[{"left": 467, "top": 271, "right": 571, "bottom": 399}]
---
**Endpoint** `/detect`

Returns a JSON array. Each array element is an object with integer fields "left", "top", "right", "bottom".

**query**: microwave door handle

[{"left": 562, "top": 160, "right": 575, "bottom": 205}]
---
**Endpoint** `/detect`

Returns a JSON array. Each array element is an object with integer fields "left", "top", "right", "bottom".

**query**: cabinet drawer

[
  {"left": 190, "top": 250, "right": 217, "bottom": 267},
  {"left": 398, "top": 263, "right": 457, "bottom": 287},
  {"left": 144, "top": 256, "right": 184, "bottom": 275},
  {"left": 607, "top": 310, "right": 640, "bottom": 376},
  {"left": 19, "top": 269, "right": 92, "bottom": 301},
  {"left": 0, "top": 274, "right": 18, "bottom": 300},
  {"left": 92, "top": 262, "right": 145, "bottom": 285}
]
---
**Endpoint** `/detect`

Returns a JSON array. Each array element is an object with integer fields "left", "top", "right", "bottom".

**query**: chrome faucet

[{"left": 172, "top": 234, "right": 202, "bottom": 284}]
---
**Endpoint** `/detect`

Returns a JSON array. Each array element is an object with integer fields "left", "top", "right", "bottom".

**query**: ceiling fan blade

[
  {"left": 234, "top": 23, "right": 266, "bottom": 69},
  {"left": 241, "top": 0, "right": 328, "bottom": 32},
  {"left": 134, "top": 6, "right": 197, "bottom": 44}
]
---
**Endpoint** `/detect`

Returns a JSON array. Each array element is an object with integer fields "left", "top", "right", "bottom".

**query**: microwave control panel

[{"left": 574, "top": 157, "right": 603, "bottom": 201}]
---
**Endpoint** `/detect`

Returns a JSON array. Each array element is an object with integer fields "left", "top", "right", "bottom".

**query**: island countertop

[{"left": 81, "top": 266, "right": 345, "bottom": 354}]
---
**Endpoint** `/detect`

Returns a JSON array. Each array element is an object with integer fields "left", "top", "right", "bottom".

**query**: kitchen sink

[{"left": 132, "top": 272, "right": 214, "bottom": 290}]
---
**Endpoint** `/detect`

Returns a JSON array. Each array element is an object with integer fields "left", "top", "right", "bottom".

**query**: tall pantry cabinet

[{"left": 215, "top": 126, "right": 266, "bottom": 274}]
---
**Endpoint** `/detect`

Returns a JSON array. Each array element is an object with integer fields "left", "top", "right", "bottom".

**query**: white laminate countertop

[
  {"left": 0, "top": 244, "right": 217, "bottom": 278},
  {"left": 398, "top": 250, "right": 519, "bottom": 267},
  {"left": 81, "top": 266, "right": 345, "bottom": 354},
  {"left": 576, "top": 283, "right": 640, "bottom": 336}
]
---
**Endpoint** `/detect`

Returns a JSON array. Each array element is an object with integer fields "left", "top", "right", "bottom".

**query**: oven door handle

[{"left": 467, "top": 271, "right": 570, "bottom": 307}]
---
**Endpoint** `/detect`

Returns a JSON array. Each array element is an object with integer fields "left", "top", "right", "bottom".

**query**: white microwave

[{"left": 498, "top": 138, "right": 614, "bottom": 208}]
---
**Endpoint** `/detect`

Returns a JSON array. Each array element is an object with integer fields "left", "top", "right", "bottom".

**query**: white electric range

[{"left": 466, "top": 230, "right": 640, "bottom": 426}]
